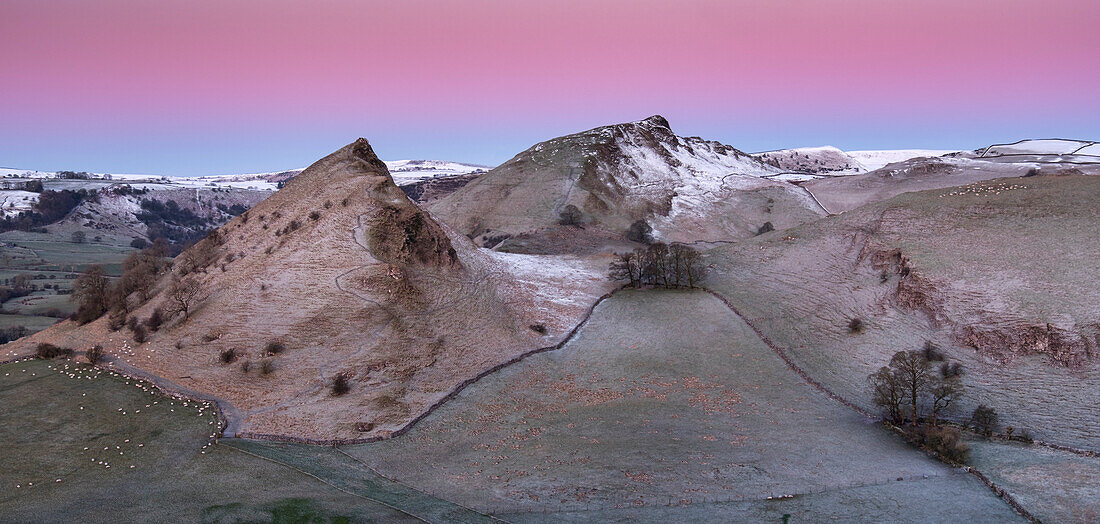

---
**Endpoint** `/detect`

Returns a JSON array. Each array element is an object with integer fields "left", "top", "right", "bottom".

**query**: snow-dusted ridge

[
  {"left": 0, "top": 159, "right": 490, "bottom": 191},
  {"left": 752, "top": 146, "right": 959, "bottom": 177}
]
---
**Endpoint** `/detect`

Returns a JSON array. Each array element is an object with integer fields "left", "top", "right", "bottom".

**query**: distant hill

[
  {"left": 753, "top": 146, "right": 959, "bottom": 178},
  {"left": 0, "top": 160, "right": 488, "bottom": 248}
]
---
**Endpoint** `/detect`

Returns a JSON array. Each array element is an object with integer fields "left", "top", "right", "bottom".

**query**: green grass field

[
  {"left": 0, "top": 233, "right": 135, "bottom": 340},
  {"left": 0, "top": 359, "right": 432, "bottom": 523},
  {"left": 0, "top": 313, "right": 60, "bottom": 331}
]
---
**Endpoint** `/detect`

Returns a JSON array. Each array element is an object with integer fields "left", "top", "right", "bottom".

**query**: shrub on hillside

[
  {"left": 86, "top": 344, "right": 104, "bottom": 365},
  {"left": 35, "top": 343, "right": 73, "bottom": 359},
  {"left": 146, "top": 309, "right": 164, "bottom": 332},
  {"left": 970, "top": 405, "right": 999, "bottom": 436},
  {"left": 107, "top": 310, "right": 127, "bottom": 332},
  {"left": 132, "top": 324, "right": 148, "bottom": 344},
  {"left": 625, "top": 220, "right": 653, "bottom": 244},
  {"left": 847, "top": 317, "right": 865, "bottom": 334},
  {"left": 219, "top": 347, "right": 238, "bottom": 364},
  {"left": 331, "top": 373, "right": 350, "bottom": 396},
  {"left": 913, "top": 425, "right": 969, "bottom": 464},
  {"left": 264, "top": 341, "right": 286, "bottom": 355},
  {"left": 259, "top": 359, "right": 275, "bottom": 375},
  {"left": 922, "top": 340, "right": 945, "bottom": 362},
  {"left": 557, "top": 204, "right": 583, "bottom": 226}
]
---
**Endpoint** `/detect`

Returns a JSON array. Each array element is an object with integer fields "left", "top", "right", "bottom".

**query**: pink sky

[{"left": 2, "top": 0, "right": 1099, "bottom": 174}]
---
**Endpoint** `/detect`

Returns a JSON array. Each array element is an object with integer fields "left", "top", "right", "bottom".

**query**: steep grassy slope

[
  {"left": 343, "top": 290, "right": 1020, "bottom": 521},
  {"left": 3, "top": 139, "right": 614, "bottom": 441},
  {"left": 429, "top": 116, "right": 825, "bottom": 252},
  {"left": 705, "top": 174, "right": 1100, "bottom": 448}
]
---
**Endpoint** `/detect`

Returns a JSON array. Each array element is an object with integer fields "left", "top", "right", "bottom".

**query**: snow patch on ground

[
  {"left": 610, "top": 130, "right": 780, "bottom": 222},
  {"left": 764, "top": 173, "right": 825, "bottom": 183},
  {"left": 0, "top": 190, "right": 40, "bottom": 216},
  {"left": 487, "top": 251, "right": 610, "bottom": 331},
  {"left": 1070, "top": 143, "right": 1100, "bottom": 156},
  {"left": 385, "top": 160, "right": 490, "bottom": 186}
]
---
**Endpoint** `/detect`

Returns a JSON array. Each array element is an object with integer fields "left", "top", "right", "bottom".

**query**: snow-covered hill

[
  {"left": 430, "top": 115, "right": 827, "bottom": 248},
  {"left": 1, "top": 160, "right": 487, "bottom": 188},
  {"left": 753, "top": 147, "right": 958, "bottom": 177}
]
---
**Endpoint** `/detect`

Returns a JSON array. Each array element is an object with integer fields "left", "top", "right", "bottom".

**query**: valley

[{"left": 1, "top": 119, "right": 1097, "bottom": 522}]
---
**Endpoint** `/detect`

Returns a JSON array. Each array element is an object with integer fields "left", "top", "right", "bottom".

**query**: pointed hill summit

[
  {"left": 5, "top": 138, "right": 613, "bottom": 441},
  {"left": 428, "top": 115, "right": 827, "bottom": 252}
]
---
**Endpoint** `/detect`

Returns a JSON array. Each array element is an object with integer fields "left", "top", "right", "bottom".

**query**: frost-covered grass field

[
  {"left": 967, "top": 438, "right": 1100, "bottom": 523},
  {"left": 705, "top": 175, "right": 1100, "bottom": 449},
  {"left": 0, "top": 359, "right": 422, "bottom": 523},
  {"left": 343, "top": 290, "right": 1019, "bottom": 521}
]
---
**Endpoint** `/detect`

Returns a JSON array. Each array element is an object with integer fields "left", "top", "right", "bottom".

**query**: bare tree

[
  {"left": 71, "top": 265, "right": 110, "bottom": 324},
  {"left": 889, "top": 349, "right": 934, "bottom": 426},
  {"left": 672, "top": 243, "right": 704, "bottom": 288},
  {"left": 929, "top": 364, "right": 964, "bottom": 426},
  {"left": 608, "top": 252, "right": 640, "bottom": 287},
  {"left": 111, "top": 246, "right": 169, "bottom": 311},
  {"left": 970, "top": 405, "right": 999, "bottom": 437},
  {"left": 649, "top": 243, "right": 670, "bottom": 287},
  {"left": 165, "top": 276, "right": 201, "bottom": 320},
  {"left": 609, "top": 243, "right": 704, "bottom": 289},
  {"left": 868, "top": 366, "right": 904, "bottom": 423}
]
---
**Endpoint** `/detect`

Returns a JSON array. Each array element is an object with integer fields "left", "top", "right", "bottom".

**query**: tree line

[{"left": 609, "top": 243, "right": 705, "bottom": 288}]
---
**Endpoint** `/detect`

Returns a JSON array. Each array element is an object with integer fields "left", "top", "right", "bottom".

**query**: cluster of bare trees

[
  {"left": 609, "top": 243, "right": 705, "bottom": 288},
  {"left": 71, "top": 237, "right": 204, "bottom": 334},
  {"left": 868, "top": 343, "right": 964, "bottom": 427},
  {"left": 73, "top": 242, "right": 172, "bottom": 324},
  {"left": 868, "top": 343, "right": 972, "bottom": 462}
]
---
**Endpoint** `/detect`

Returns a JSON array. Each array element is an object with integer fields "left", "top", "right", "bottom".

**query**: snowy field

[{"left": 981, "top": 139, "right": 1096, "bottom": 157}]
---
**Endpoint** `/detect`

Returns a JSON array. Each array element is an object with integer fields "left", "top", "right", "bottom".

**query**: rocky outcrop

[
  {"left": 366, "top": 203, "right": 459, "bottom": 269},
  {"left": 959, "top": 322, "right": 1097, "bottom": 368},
  {"left": 873, "top": 247, "right": 1096, "bottom": 368}
]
